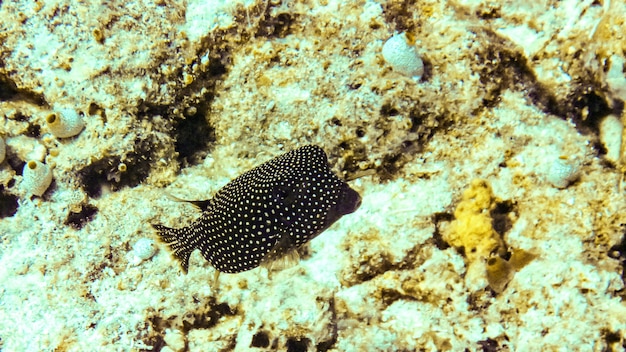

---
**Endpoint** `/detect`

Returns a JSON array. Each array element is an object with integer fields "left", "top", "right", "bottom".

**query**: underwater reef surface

[{"left": 1, "top": 0, "right": 625, "bottom": 350}]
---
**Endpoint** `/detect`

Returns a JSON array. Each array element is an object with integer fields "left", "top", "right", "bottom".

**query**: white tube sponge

[
  {"left": 0, "top": 137, "right": 5, "bottom": 164},
  {"left": 46, "top": 108, "right": 85, "bottom": 138},
  {"left": 22, "top": 160, "right": 53, "bottom": 196},
  {"left": 382, "top": 32, "right": 424, "bottom": 79}
]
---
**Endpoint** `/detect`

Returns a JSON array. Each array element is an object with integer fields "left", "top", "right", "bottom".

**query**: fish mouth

[
  {"left": 340, "top": 185, "right": 361, "bottom": 215},
  {"left": 323, "top": 183, "right": 362, "bottom": 228}
]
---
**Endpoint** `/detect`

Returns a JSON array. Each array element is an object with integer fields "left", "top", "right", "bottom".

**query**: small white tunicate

[
  {"left": 22, "top": 160, "right": 53, "bottom": 196},
  {"left": 546, "top": 158, "right": 580, "bottom": 189},
  {"left": 606, "top": 54, "right": 626, "bottom": 102},
  {"left": 46, "top": 108, "right": 85, "bottom": 138},
  {"left": 0, "top": 137, "right": 5, "bottom": 164},
  {"left": 599, "top": 114, "right": 622, "bottom": 164},
  {"left": 132, "top": 238, "right": 157, "bottom": 262},
  {"left": 382, "top": 32, "right": 424, "bottom": 79}
]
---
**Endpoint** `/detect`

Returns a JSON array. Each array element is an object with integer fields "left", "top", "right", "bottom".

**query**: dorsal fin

[
  {"left": 187, "top": 200, "right": 212, "bottom": 211},
  {"left": 165, "top": 193, "right": 212, "bottom": 211}
]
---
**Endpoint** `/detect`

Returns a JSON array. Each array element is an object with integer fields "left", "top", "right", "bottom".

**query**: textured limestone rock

[{"left": 1, "top": 0, "right": 626, "bottom": 351}]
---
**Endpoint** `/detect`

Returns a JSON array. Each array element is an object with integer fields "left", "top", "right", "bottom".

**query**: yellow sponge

[{"left": 445, "top": 179, "right": 502, "bottom": 262}]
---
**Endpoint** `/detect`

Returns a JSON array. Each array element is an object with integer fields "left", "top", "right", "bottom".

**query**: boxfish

[{"left": 152, "top": 145, "right": 361, "bottom": 274}]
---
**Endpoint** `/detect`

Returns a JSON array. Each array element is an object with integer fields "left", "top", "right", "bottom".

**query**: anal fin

[{"left": 260, "top": 234, "right": 301, "bottom": 276}]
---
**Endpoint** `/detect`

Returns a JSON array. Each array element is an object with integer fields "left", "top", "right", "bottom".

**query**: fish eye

[{"left": 272, "top": 185, "right": 296, "bottom": 205}]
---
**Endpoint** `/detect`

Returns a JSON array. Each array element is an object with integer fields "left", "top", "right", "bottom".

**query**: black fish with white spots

[{"left": 152, "top": 145, "right": 361, "bottom": 274}]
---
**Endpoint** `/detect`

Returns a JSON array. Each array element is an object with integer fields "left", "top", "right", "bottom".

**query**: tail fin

[{"left": 151, "top": 224, "right": 194, "bottom": 273}]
